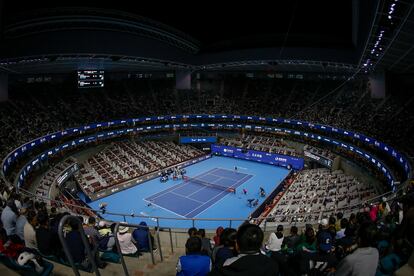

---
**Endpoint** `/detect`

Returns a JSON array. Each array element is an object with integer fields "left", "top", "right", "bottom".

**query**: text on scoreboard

[{"left": 77, "top": 70, "right": 104, "bottom": 88}]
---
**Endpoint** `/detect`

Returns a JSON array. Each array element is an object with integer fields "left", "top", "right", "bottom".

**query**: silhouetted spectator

[{"left": 177, "top": 236, "right": 211, "bottom": 276}]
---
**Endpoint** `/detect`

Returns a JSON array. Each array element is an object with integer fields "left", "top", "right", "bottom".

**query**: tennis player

[
  {"left": 243, "top": 188, "right": 247, "bottom": 195},
  {"left": 259, "top": 187, "right": 266, "bottom": 197},
  {"left": 247, "top": 198, "right": 255, "bottom": 207}
]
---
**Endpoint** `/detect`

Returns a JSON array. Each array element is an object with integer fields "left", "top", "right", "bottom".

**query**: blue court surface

[
  {"left": 145, "top": 168, "right": 253, "bottom": 218},
  {"left": 88, "top": 156, "right": 289, "bottom": 229}
]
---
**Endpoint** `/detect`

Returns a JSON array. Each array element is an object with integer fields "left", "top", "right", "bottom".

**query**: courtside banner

[{"left": 211, "top": 144, "right": 304, "bottom": 170}]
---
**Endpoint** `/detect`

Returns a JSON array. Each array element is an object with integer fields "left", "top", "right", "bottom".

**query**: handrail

[
  {"left": 17, "top": 185, "right": 402, "bottom": 229},
  {"left": 113, "top": 222, "right": 156, "bottom": 276},
  {"left": 57, "top": 215, "right": 100, "bottom": 276}
]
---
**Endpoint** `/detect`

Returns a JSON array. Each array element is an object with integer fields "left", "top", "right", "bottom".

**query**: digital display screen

[
  {"left": 179, "top": 136, "right": 217, "bottom": 144},
  {"left": 77, "top": 70, "right": 104, "bottom": 88},
  {"left": 304, "top": 150, "right": 333, "bottom": 168},
  {"left": 56, "top": 163, "right": 79, "bottom": 185}
]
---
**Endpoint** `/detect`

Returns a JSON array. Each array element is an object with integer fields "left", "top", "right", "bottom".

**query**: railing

[
  {"left": 113, "top": 222, "right": 157, "bottom": 275},
  {"left": 17, "top": 184, "right": 401, "bottom": 231},
  {"left": 58, "top": 215, "right": 100, "bottom": 276}
]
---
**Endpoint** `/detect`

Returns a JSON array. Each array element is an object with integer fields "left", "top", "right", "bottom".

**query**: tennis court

[{"left": 145, "top": 168, "right": 253, "bottom": 218}]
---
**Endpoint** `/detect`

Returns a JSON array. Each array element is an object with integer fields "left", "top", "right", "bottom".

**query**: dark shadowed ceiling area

[{"left": 3, "top": 0, "right": 353, "bottom": 52}]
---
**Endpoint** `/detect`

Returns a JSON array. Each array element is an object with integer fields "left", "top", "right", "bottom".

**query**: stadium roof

[{"left": 1, "top": 0, "right": 412, "bottom": 74}]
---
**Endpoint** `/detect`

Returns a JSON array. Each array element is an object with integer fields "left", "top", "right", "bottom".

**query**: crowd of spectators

[
  {"left": 0, "top": 78, "right": 412, "bottom": 185},
  {"left": 75, "top": 140, "right": 204, "bottom": 196},
  {"left": 268, "top": 169, "right": 378, "bottom": 225},
  {"left": 220, "top": 134, "right": 299, "bottom": 157},
  {"left": 0, "top": 186, "right": 159, "bottom": 274},
  {"left": 176, "top": 186, "right": 414, "bottom": 275}
]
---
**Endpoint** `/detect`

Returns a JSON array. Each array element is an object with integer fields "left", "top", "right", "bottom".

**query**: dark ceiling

[{"left": 3, "top": 0, "right": 354, "bottom": 52}]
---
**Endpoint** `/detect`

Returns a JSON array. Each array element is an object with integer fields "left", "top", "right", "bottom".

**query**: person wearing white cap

[{"left": 117, "top": 225, "right": 138, "bottom": 255}]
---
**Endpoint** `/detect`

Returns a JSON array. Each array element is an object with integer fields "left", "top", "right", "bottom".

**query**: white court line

[
  {"left": 184, "top": 183, "right": 210, "bottom": 198},
  {"left": 170, "top": 191, "right": 205, "bottom": 204},
  {"left": 184, "top": 172, "right": 253, "bottom": 217},
  {"left": 145, "top": 167, "right": 255, "bottom": 218},
  {"left": 146, "top": 168, "right": 219, "bottom": 201},
  {"left": 184, "top": 173, "right": 253, "bottom": 217},
  {"left": 142, "top": 198, "right": 187, "bottom": 218},
  {"left": 214, "top": 166, "right": 256, "bottom": 178}
]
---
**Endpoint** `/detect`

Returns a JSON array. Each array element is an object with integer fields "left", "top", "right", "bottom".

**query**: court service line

[
  {"left": 214, "top": 166, "right": 256, "bottom": 178},
  {"left": 142, "top": 198, "right": 187, "bottom": 218},
  {"left": 183, "top": 172, "right": 254, "bottom": 217},
  {"left": 145, "top": 168, "right": 218, "bottom": 201},
  {"left": 170, "top": 191, "right": 205, "bottom": 204}
]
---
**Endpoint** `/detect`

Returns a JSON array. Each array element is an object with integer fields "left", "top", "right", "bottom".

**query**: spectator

[
  {"left": 15, "top": 207, "right": 28, "bottom": 241},
  {"left": 36, "top": 211, "right": 61, "bottom": 257},
  {"left": 213, "top": 227, "right": 224, "bottom": 246},
  {"left": 282, "top": 225, "right": 300, "bottom": 252},
  {"left": 336, "top": 213, "right": 344, "bottom": 231},
  {"left": 336, "top": 224, "right": 358, "bottom": 255},
  {"left": 23, "top": 210, "right": 37, "bottom": 250},
  {"left": 96, "top": 221, "right": 115, "bottom": 252},
  {"left": 132, "top": 221, "right": 156, "bottom": 252},
  {"left": 0, "top": 228, "right": 24, "bottom": 259},
  {"left": 188, "top": 227, "right": 198, "bottom": 238},
  {"left": 336, "top": 218, "right": 348, "bottom": 240},
  {"left": 117, "top": 226, "right": 138, "bottom": 255},
  {"left": 1, "top": 200, "right": 18, "bottom": 236},
  {"left": 370, "top": 204, "right": 379, "bottom": 222},
  {"left": 266, "top": 224, "right": 284, "bottom": 252},
  {"left": 64, "top": 217, "right": 86, "bottom": 264},
  {"left": 65, "top": 217, "right": 106, "bottom": 268},
  {"left": 49, "top": 207, "right": 58, "bottom": 221},
  {"left": 335, "top": 221, "right": 379, "bottom": 276},
  {"left": 301, "top": 230, "right": 338, "bottom": 275},
  {"left": 212, "top": 228, "right": 237, "bottom": 269},
  {"left": 297, "top": 226, "right": 317, "bottom": 253},
  {"left": 83, "top": 216, "right": 101, "bottom": 245},
  {"left": 198, "top": 229, "right": 212, "bottom": 257},
  {"left": 318, "top": 218, "right": 335, "bottom": 245},
  {"left": 98, "top": 221, "right": 112, "bottom": 236},
  {"left": 210, "top": 223, "right": 278, "bottom": 276},
  {"left": 177, "top": 236, "right": 211, "bottom": 276}
]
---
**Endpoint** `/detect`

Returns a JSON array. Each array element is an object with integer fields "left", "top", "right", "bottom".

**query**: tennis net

[{"left": 183, "top": 176, "right": 235, "bottom": 192}]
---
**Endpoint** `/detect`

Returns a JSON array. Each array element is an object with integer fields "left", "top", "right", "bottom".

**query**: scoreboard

[{"left": 77, "top": 70, "right": 104, "bottom": 88}]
